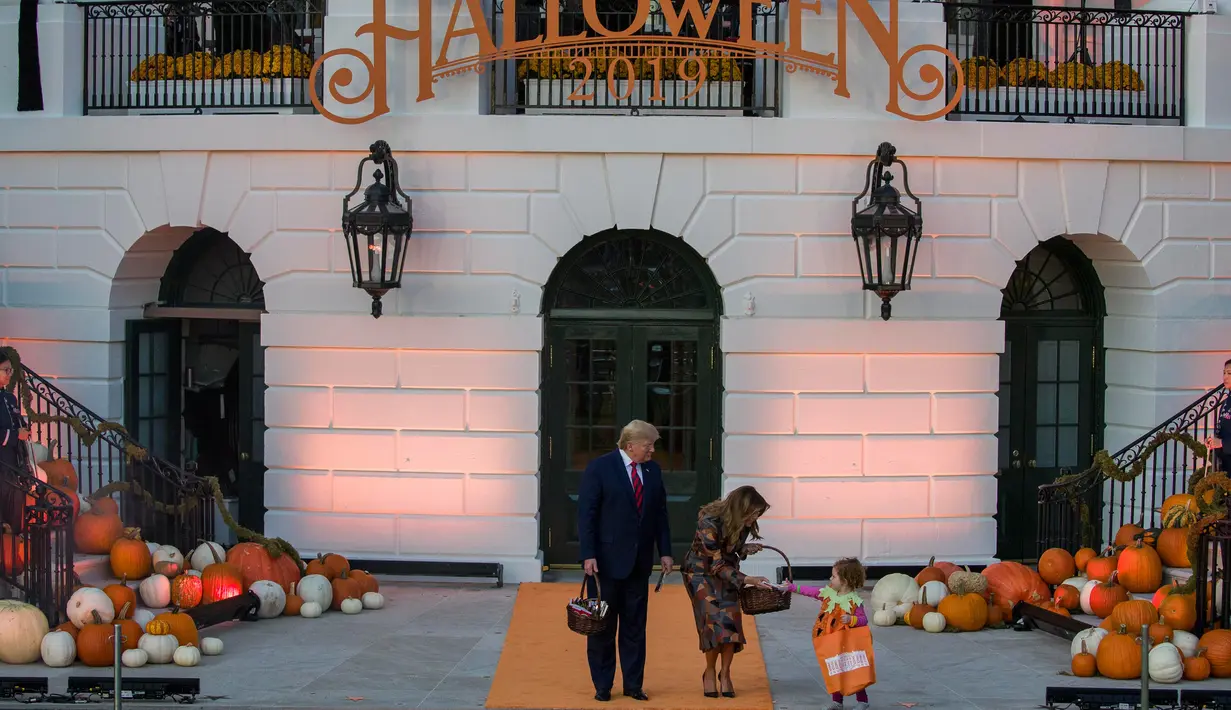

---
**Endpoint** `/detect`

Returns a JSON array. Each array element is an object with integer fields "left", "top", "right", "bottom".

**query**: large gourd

[
  {"left": 870, "top": 573, "right": 918, "bottom": 613},
  {"left": 0, "top": 600, "right": 50, "bottom": 664}
]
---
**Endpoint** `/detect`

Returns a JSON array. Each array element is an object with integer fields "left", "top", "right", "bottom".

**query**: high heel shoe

[
  {"left": 718, "top": 670, "right": 736, "bottom": 698},
  {"left": 701, "top": 670, "right": 718, "bottom": 698}
]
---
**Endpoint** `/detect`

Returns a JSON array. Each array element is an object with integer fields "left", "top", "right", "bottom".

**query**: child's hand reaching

[{"left": 840, "top": 614, "right": 851, "bottom": 625}]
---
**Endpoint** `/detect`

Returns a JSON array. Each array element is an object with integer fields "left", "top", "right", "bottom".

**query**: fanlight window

[
  {"left": 159, "top": 228, "right": 265, "bottom": 308},
  {"left": 552, "top": 230, "right": 712, "bottom": 312}
]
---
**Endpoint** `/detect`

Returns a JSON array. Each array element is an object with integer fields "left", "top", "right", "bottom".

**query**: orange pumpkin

[
  {"left": 985, "top": 593, "right": 1004, "bottom": 627},
  {"left": 103, "top": 576, "right": 136, "bottom": 619},
  {"left": 284, "top": 593, "right": 304, "bottom": 616},
  {"left": 151, "top": 609, "right": 199, "bottom": 647},
  {"left": 350, "top": 570, "right": 379, "bottom": 595},
  {"left": 52, "top": 485, "right": 80, "bottom": 518},
  {"left": 1153, "top": 581, "right": 1182, "bottom": 609},
  {"left": 1074, "top": 547, "right": 1098, "bottom": 573},
  {"left": 320, "top": 553, "right": 351, "bottom": 578},
  {"left": 200, "top": 543, "right": 244, "bottom": 604},
  {"left": 304, "top": 555, "right": 334, "bottom": 580},
  {"left": 115, "top": 603, "right": 143, "bottom": 651},
  {"left": 1201, "top": 629, "right": 1231, "bottom": 677},
  {"left": 73, "top": 505, "right": 123, "bottom": 555},
  {"left": 914, "top": 556, "right": 947, "bottom": 585},
  {"left": 226, "top": 542, "right": 302, "bottom": 594},
  {"left": 1147, "top": 622, "right": 1172, "bottom": 646},
  {"left": 1072, "top": 639, "right": 1096, "bottom": 677},
  {"left": 981, "top": 561, "right": 1049, "bottom": 616},
  {"left": 54, "top": 620, "right": 79, "bottom": 640},
  {"left": 1097, "top": 624, "right": 1142, "bottom": 680},
  {"left": 1086, "top": 548, "right": 1121, "bottom": 583},
  {"left": 90, "top": 496, "right": 120, "bottom": 517},
  {"left": 76, "top": 610, "right": 119, "bottom": 667},
  {"left": 937, "top": 592, "right": 988, "bottom": 632},
  {"left": 1156, "top": 527, "right": 1191, "bottom": 568},
  {"left": 170, "top": 574, "right": 203, "bottom": 609},
  {"left": 1160, "top": 592, "right": 1197, "bottom": 631},
  {"left": 1185, "top": 647, "right": 1212, "bottom": 681},
  {"left": 1053, "top": 584, "right": 1081, "bottom": 611},
  {"left": 1117, "top": 539, "right": 1163, "bottom": 593},
  {"left": 1160, "top": 493, "right": 1197, "bottom": 515},
  {"left": 330, "top": 570, "right": 363, "bottom": 611},
  {"left": 1115, "top": 523, "right": 1146, "bottom": 548},
  {"left": 1037, "top": 548, "right": 1076, "bottom": 585},
  {"left": 1089, "top": 572, "right": 1131, "bottom": 619},
  {"left": 109, "top": 528, "right": 153, "bottom": 579},
  {"left": 39, "top": 459, "right": 78, "bottom": 490},
  {"left": 0, "top": 524, "right": 26, "bottom": 576}
]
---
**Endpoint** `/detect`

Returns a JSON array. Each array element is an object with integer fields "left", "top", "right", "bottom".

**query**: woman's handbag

[
  {"left": 811, "top": 610, "right": 876, "bottom": 696},
  {"left": 566, "top": 574, "right": 610, "bottom": 636},
  {"left": 739, "top": 544, "right": 792, "bottom": 615}
]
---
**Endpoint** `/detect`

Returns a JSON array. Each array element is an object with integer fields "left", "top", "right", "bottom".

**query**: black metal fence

[
  {"left": 489, "top": 0, "right": 782, "bottom": 115},
  {"left": 1038, "top": 385, "right": 1226, "bottom": 555},
  {"left": 22, "top": 367, "right": 215, "bottom": 554},
  {"left": 0, "top": 459, "right": 74, "bottom": 626},
  {"left": 1194, "top": 520, "right": 1231, "bottom": 634},
  {"left": 77, "top": 0, "right": 324, "bottom": 114},
  {"left": 943, "top": 3, "right": 1188, "bottom": 124}
]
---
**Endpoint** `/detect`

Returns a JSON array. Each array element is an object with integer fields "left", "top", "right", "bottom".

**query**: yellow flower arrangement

[
  {"left": 174, "top": 52, "right": 222, "bottom": 80},
  {"left": 262, "top": 45, "right": 314, "bottom": 78},
  {"left": 1000, "top": 58, "right": 1049, "bottom": 87},
  {"left": 130, "top": 54, "right": 174, "bottom": 81},
  {"left": 1049, "top": 61, "right": 1097, "bottom": 90},
  {"left": 221, "top": 49, "right": 263, "bottom": 79},
  {"left": 1094, "top": 60, "right": 1143, "bottom": 91},
  {"left": 953, "top": 56, "right": 999, "bottom": 90}
]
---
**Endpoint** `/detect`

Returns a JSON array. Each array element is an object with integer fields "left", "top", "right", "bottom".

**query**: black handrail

[
  {"left": 1037, "top": 384, "right": 1226, "bottom": 554},
  {"left": 20, "top": 366, "right": 215, "bottom": 553},
  {"left": 0, "top": 457, "right": 75, "bottom": 626}
]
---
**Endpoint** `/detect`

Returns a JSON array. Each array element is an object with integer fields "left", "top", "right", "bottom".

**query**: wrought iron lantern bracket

[
  {"left": 850, "top": 142, "right": 924, "bottom": 321},
  {"left": 342, "top": 140, "right": 414, "bottom": 318}
]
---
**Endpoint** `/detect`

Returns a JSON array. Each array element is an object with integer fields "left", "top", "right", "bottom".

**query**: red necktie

[{"left": 630, "top": 462, "right": 644, "bottom": 514}]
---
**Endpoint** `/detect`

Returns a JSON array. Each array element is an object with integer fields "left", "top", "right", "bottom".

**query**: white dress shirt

[{"left": 618, "top": 448, "right": 642, "bottom": 488}]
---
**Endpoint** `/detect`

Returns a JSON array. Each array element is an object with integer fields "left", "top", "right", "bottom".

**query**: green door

[
  {"left": 542, "top": 321, "right": 719, "bottom": 566},
  {"left": 236, "top": 322, "right": 267, "bottom": 533},
  {"left": 125, "top": 319, "right": 183, "bottom": 462}
]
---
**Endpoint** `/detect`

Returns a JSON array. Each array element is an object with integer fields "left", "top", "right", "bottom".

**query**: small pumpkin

[
  {"left": 1185, "top": 647, "right": 1212, "bottom": 681},
  {"left": 945, "top": 566, "right": 987, "bottom": 596},
  {"left": 1071, "top": 627, "right": 1109, "bottom": 658},
  {"left": 1171, "top": 629, "right": 1200, "bottom": 658},
  {"left": 1096, "top": 624, "right": 1143, "bottom": 680},
  {"left": 937, "top": 592, "right": 987, "bottom": 632},
  {"left": 67, "top": 587, "right": 115, "bottom": 629},
  {"left": 171, "top": 574, "right": 203, "bottom": 609},
  {"left": 188, "top": 541, "right": 225, "bottom": 572},
  {"left": 152, "top": 545, "right": 185, "bottom": 578},
  {"left": 250, "top": 580, "right": 287, "bottom": 618},
  {"left": 906, "top": 588, "right": 936, "bottom": 630},
  {"left": 361, "top": 592, "right": 385, "bottom": 610},
  {"left": 1159, "top": 493, "right": 1197, "bottom": 516},
  {"left": 1147, "top": 622, "right": 1173, "bottom": 646},
  {"left": 1114, "top": 523, "right": 1146, "bottom": 548},
  {"left": 173, "top": 644, "right": 201, "bottom": 667},
  {"left": 300, "top": 602, "right": 323, "bottom": 618},
  {"left": 1160, "top": 592, "right": 1197, "bottom": 632},
  {"left": 1087, "top": 573, "right": 1130, "bottom": 618},
  {"left": 350, "top": 570, "right": 380, "bottom": 595},
  {"left": 1071, "top": 639, "right": 1096, "bottom": 677},
  {"left": 917, "top": 580, "right": 949, "bottom": 606},
  {"left": 297, "top": 574, "right": 332, "bottom": 609},
  {"left": 138, "top": 630, "right": 177, "bottom": 664},
  {"left": 341, "top": 597, "right": 363, "bottom": 615},
  {"left": 914, "top": 556, "right": 947, "bottom": 585},
  {"left": 1108, "top": 598, "right": 1159, "bottom": 629},
  {"left": 41, "top": 629, "right": 77, "bottom": 667},
  {"left": 1156, "top": 527, "right": 1191, "bottom": 568},
  {"left": 200, "top": 637, "right": 224, "bottom": 656},
  {"left": 985, "top": 592, "right": 1004, "bottom": 627},
  {"left": 1037, "top": 548, "right": 1076, "bottom": 586},
  {"left": 114, "top": 603, "right": 143, "bottom": 651},
  {"left": 139, "top": 574, "right": 172, "bottom": 608},
  {"left": 1148, "top": 641, "right": 1184, "bottom": 684},
  {"left": 1086, "top": 547, "right": 1121, "bottom": 583},
  {"left": 284, "top": 592, "right": 305, "bottom": 617},
  {"left": 1153, "top": 581, "right": 1182, "bottom": 608},
  {"left": 1162, "top": 504, "right": 1198, "bottom": 529},
  {"left": 73, "top": 504, "right": 123, "bottom": 555},
  {"left": 110, "top": 528, "right": 154, "bottom": 579},
  {"left": 54, "top": 620, "right": 80, "bottom": 640},
  {"left": 103, "top": 577, "right": 137, "bottom": 619},
  {"left": 77, "top": 610, "right": 120, "bottom": 667},
  {"left": 1053, "top": 584, "right": 1080, "bottom": 611},
  {"left": 871, "top": 608, "right": 896, "bottom": 627},
  {"left": 331, "top": 570, "right": 363, "bottom": 611},
  {"left": 921, "top": 611, "right": 946, "bottom": 632},
  {"left": 151, "top": 609, "right": 199, "bottom": 647},
  {"left": 1116, "top": 539, "right": 1163, "bottom": 594},
  {"left": 1074, "top": 547, "right": 1098, "bottom": 573},
  {"left": 122, "top": 648, "right": 148, "bottom": 668}
]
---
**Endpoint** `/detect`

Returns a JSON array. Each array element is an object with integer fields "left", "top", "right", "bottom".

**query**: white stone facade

[{"left": 2, "top": 116, "right": 1231, "bottom": 581}]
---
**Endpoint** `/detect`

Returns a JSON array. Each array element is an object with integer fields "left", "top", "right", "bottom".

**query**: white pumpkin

[
  {"left": 340, "top": 597, "right": 363, "bottom": 615},
  {"left": 146, "top": 542, "right": 161, "bottom": 555},
  {"left": 133, "top": 609, "right": 156, "bottom": 632},
  {"left": 138, "top": 633, "right": 177, "bottom": 664},
  {"left": 1079, "top": 579, "right": 1100, "bottom": 616},
  {"left": 122, "top": 649, "right": 148, "bottom": 668},
  {"left": 870, "top": 574, "right": 919, "bottom": 612},
  {"left": 173, "top": 644, "right": 201, "bottom": 667},
  {"left": 0, "top": 600, "right": 50, "bottom": 664},
  {"left": 1148, "top": 642, "right": 1184, "bottom": 684},
  {"left": 361, "top": 592, "right": 385, "bottom": 610},
  {"left": 200, "top": 637, "right": 224, "bottom": 656},
  {"left": 40, "top": 630, "right": 76, "bottom": 667},
  {"left": 186, "top": 569, "right": 202, "bottom": 578},
  {"left": 1171, "top": 629, "right": 1199, "bottom": 659},
  {"left": 67, "top": 588, "right": 115, "bottom": 629},
  {"left": 297, "top": 574, "right": 332, "bottom": 609},
  {"left": 892, "top": 602, "right": 913, "bottom": 620},
  {"left": 188, "top": 542, "right": 226, "bottom": 572},
  {"left": 1071, "top": 627, "right": 1109, "bottom": 658},
  {"left": 918, "top": 580, "right": 949, "bottom": 606},
  {"left": 922, "top": 611, "right": 947, "bottom": 633},
  {"left": 152, "top": 546, "right": 184, "bottom": 578},
  {"left": 300, "top": 602, "right": 323, "bottom": 618},
  {"left": 1060, "top": 576, "right": 1087, "bottom": 590},
  {"left": 871, "top": 609, "right": 896, "bottom": 627},
  {"left": 30, "top": 441, "right": 49, "bottom": 463},
  {"left": 139, "top": 574, "right": 172, "bottom": 608},
  {"left": 250, "top": 580, "right": 287, "bottom": 618},
  {"left": 79, "top": 497, "right": 92, "bottom": 514}
]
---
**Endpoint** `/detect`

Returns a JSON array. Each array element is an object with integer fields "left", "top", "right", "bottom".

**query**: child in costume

[{"left": 783, "top": 557, "right": 872, "bottom": 710}]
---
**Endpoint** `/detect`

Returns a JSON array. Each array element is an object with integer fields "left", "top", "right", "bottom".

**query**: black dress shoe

[
  {"left": 594, "top": 690, "right": 611, "bottom": 702},
  {"left": 622, "top": 689, "right": 650, "bottom": 701}
]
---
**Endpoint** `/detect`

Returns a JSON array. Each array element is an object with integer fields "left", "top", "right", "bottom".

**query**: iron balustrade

[
  {"left": 21, "top": 366, "right": 215, "bottom": 554},
  {"left": 76, "top": 0, "right": 324, "bottom": 114},
  {"left": 1194, "top": 520, "right": 1231, "bottom": 634},
  {"left": 489, "top": 0, "right": 783, "bottom": 116},
  {"left": 0, "top": 458, "right": 75, "bottom": 626},
  {"left": 943, "top": 3, "right": 1188, "bottom": 125},
  {"left": 1037, "top": 384, "right": 1226, "bottom": 555}
]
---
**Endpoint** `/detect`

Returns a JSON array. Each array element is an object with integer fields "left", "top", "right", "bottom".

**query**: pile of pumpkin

[{"left": 866, "top": 557, "right": 1044, "bottom": 632}]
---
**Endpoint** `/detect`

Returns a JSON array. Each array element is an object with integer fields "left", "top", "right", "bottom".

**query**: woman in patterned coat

[{"left": 681, "top": 485, "right": 772, "bottom": 698}]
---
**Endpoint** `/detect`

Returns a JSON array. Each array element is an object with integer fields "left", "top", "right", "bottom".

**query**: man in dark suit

[{"left": 577, "top": 419, "right": 673, "bottom": 702}]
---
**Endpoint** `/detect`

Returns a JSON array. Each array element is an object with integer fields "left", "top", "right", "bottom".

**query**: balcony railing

[
  {"left": 943, "top": 3, "right": 1188, "bottom": 125},
  {"left": 0, "top": 459, "right": 75, "bottom": 627},
  {"left": 77, "top": 0, "right": 324, "bottom": 115},
  {"left": 488, "top": 0, "right": 782, "bottom": 116}
]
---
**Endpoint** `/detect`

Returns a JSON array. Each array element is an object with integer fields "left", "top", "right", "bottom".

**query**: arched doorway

[
  {"left": 996, "top": 236, "right": 1106, "bottom": 561},
  {"left": 539, "top": 228, "right": 723, "bottom": 567},
  {"left": 125, "top": 228, "right": 269, "bottom": 533}
]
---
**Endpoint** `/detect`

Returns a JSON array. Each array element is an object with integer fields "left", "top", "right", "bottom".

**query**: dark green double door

[
  {"left": 996, "top": 322, "right": 1098, "bottom": 561},
  {"left": 541, "top": 321, "right": 720, "bottom": 567},
  {"left": 126, "top": 318, "right": 268, "bottom": 533}
]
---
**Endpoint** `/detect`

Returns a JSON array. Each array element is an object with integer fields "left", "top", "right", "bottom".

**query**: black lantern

[
  {"left": 851, "top": 142, "right": 924, "bottom": 321},
  {"left": 342, "top": 140, "right": 413, "bottom": 318}
]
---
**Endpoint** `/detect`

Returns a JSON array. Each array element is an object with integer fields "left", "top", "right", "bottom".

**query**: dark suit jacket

[{"left": 577, "top": 450, "right": 672, "bottom": 581}]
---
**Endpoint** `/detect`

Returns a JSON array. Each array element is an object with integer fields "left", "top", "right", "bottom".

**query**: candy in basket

[{"left": 566, "top": 575, "right": 610, "bottom": 636}]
